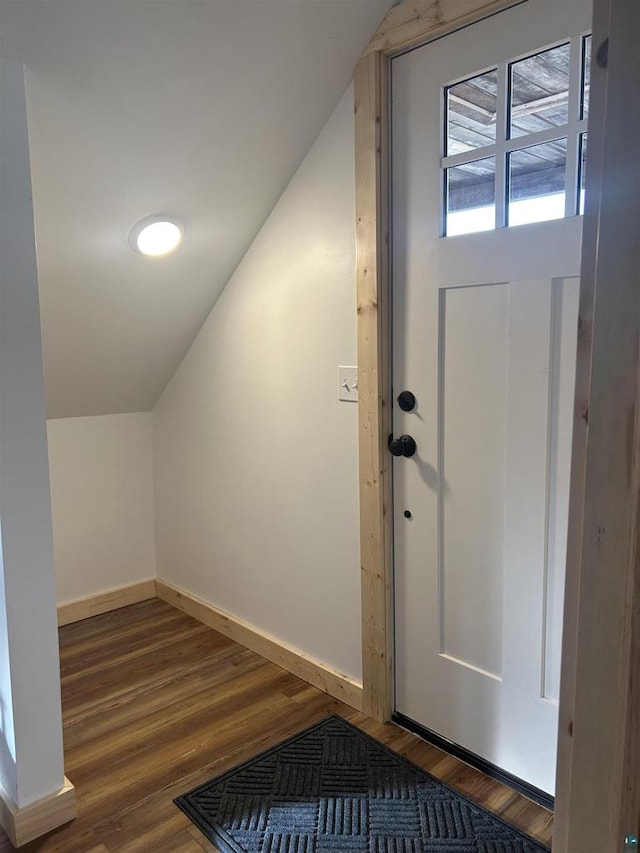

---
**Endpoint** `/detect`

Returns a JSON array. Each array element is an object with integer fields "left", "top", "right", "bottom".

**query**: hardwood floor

[{"left": 2, "top": 599, "right": 553, "bottom": 850}]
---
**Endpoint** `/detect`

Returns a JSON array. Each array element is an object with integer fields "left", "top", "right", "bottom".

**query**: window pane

[
  {"left": 446, "top": 157, "right": 496, "bottom": 236},
  {"left": 508, "top": 138, "right": 567, "bottom": 226},
  {"left": 579, "top": 133, "right": 587, "bottom": 214},
  {"left": 509, "top": 44, "right": 570, "bottom": 139},
  {"left": 446, "top": 70, "right": 498, "bottom": 156},
  {"left": 582, "top": 35, "right": 592, "bottom": 119}
]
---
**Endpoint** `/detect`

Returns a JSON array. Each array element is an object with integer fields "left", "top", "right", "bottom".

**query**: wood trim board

[
  {"left": 355, "top": 49, "right": 393, "bottom": 723},
  {"left": 364, "top": 0, "right": 525, "bottom": 56},
  {"left": 155, "top": 579, "right": 363, "bottom": 712},
  {"left": 0, "top": 776, "right": 76, "bottom": 848},
  {"left": 57, "top": 579, "right": 157, "bottom": 626}
]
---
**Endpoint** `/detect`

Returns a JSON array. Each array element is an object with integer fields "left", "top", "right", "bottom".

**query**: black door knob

[
  {"left": 389, "top": 434, "right": 417, "bottom": 458},
  {"left": 397, "top": 390, "right": 416, "bottom": 412}
]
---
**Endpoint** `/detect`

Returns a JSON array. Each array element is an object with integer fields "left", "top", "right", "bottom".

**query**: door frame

[
  {"left": 355, "top": 0, "right": 640, "bottom": 848},
  {"left": 355, "top": 0, "right": 531, "bottom": 725}
]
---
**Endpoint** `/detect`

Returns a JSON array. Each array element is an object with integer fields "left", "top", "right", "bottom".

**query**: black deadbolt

[
  {"left": 389, "top": 434, "right": 417, "bottom": 458},
  {"left": 397, "top": 390, "right": 416, "bottom": 412}
]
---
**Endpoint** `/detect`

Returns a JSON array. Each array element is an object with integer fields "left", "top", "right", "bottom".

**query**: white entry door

[{"left": 392, "top": 0, "right": 592, "bottom": 796}]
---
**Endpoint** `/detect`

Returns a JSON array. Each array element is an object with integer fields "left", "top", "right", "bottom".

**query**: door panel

[
  {"left": 392, "top": 0, "right": 590, "bottom": 795},
  {"left": 440, "top": 281, "right": 508, "bottom": 679}
]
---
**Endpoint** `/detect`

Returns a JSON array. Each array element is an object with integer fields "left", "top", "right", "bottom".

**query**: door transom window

[{"left": 443, "top": 35, "right": 591, "bottom": 236}]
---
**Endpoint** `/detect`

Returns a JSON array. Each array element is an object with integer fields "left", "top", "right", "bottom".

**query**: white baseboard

[
  {"left": 0, "top": 776, "right": 76, "bottom": 847},
  {"left": 57, "top": 579, "right": 157, "bottom": 626},
  {"left": 155, "top": 578, "right": 363, "bottom": 711}
]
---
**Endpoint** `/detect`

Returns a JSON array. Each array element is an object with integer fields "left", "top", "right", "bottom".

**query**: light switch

[{"left": 338, "top": 366, "right": 358, "bottom": 402}]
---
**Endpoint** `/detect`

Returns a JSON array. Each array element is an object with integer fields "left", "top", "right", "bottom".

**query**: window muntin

[{"left": 442, "top": 35, "right": 590, "bottom": 236}]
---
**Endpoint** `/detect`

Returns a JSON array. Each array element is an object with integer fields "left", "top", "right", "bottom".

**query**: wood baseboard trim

[
  {"left": 0, "top": 776, "right": 76, "bottom": 847},
  {"left": 56, "top": 579, "right": 363, "bottom": 711},
  {"left": 57, "top": 579, "right": 157, "bottom": 626},
  {"left": 155, "top": 579, "right": 363, "bottom": 712}
]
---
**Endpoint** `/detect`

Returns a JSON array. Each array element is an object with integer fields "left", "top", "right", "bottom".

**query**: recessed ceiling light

[{"left": 129, "top": 215, "right": 183, "bottom": 257}]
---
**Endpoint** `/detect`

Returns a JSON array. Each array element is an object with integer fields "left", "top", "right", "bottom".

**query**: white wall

[
  {"left": 0, "top": 58, "right": 65, "bottom": 808},
  {"left": 47, "top": 413, "right": 156, "bottom": 604},
  {"left": 154, "top": 85, "right": 362, "bottom": 681}
]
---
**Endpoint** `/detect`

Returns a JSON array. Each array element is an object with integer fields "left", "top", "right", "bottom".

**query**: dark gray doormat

[{"left": 175, "top": 715, "right": 550, "bottom": 852}]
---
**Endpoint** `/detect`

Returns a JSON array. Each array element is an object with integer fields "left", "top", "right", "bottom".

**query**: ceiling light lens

[{"left": 131, "top": 217, "right": 183, "bottom": 257}]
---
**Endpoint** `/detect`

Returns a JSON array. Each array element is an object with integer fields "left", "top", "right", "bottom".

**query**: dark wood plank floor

[{"left": 2, "top": 599, "right": 553, "bottom": 850}]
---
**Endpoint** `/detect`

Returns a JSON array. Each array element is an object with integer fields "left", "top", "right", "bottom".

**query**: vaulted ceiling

[{"left": 0, "top": 0, "right": 390, "bottom": 419}]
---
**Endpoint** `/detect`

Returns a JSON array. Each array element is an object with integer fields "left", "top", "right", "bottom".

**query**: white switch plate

[{"left": 338, "top": 366, "right": 358, "bottom": 402}]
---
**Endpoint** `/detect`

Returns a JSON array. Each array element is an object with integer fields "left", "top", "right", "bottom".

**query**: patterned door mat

[{"left": 175, "top": 715, "right": 550, "bottom": 852}]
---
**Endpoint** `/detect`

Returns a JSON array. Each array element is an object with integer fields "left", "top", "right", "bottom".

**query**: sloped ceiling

[{"left": 0, "top": 0, "right": 390, "bottom": 419}]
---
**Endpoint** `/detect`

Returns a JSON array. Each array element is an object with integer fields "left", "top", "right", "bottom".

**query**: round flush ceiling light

[{"left": 129, "top": 215, "right": 183, "bottom": 257}]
